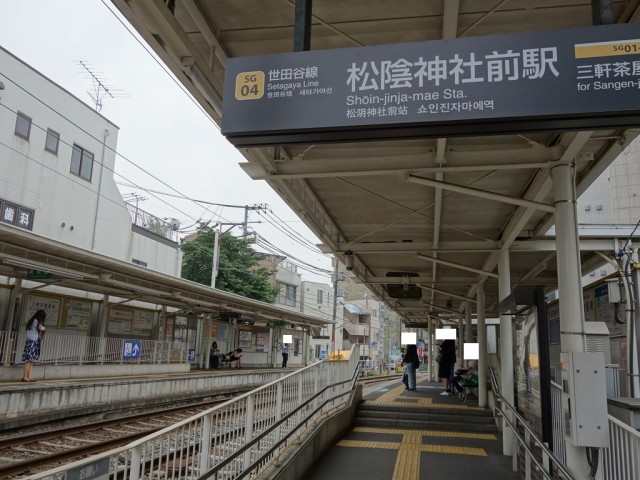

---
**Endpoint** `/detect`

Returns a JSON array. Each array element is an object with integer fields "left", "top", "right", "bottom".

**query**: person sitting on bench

[
  {"left": 452, "top": 360, "right": 478, "bottom": 399},
  {"left": 224, "top": 348, "right": 243, "bottom": 368}
]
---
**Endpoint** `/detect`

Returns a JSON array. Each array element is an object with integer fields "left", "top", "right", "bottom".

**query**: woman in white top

[{"left": 21, "top": 310, "right": 46, "bottom": 382}]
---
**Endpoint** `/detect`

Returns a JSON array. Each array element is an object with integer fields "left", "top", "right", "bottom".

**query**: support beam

[
  {"left": 293, "top": 0, "right": 312, "bottom": 52},
  {"left": 407, "top": 174, "right": 555, "bottom": 212},
  {"left": 498, "top": 249, "right": 515, "bottom": 459},
  {"left": 477, "top": 284, "right": 487, "bottom": 407},
  {"left": 417, "top": 253, "right": 499, "bottom": 278}
]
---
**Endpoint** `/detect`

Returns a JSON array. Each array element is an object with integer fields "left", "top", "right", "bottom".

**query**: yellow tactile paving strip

[
  {"left": 370, "top": 383, "right": 485, "bottom": 410},
  {"left": 353, "top": 426, "right": 497, "bottom": 441},
  {"left": 337, "top": 427, "right": 491, "bottom": 480}
]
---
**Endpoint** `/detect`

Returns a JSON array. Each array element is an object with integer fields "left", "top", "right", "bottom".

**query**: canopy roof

[{"left": 111, "top": 0, "right": 640, "bottom": 325}]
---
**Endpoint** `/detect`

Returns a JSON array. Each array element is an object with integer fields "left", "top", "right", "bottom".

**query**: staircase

[{"left": 355, "top": 403, "right": 498, "bottom": 434}]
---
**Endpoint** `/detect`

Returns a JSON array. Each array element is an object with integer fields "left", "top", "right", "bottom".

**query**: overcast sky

[{"left": 0, "top": 0, "right": 333, "bottom": 283}]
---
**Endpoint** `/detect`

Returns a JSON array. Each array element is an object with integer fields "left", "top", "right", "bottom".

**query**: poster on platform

[
  {"left": 24, "top": 293, "right": 61, "bottom": 327},
  {"left": 108, "top": 307, "right": 132, "bottom": 334}
]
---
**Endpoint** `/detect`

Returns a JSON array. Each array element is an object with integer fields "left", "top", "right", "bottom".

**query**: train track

[{"left": 0, "top": 400, "right": 228, "bottom": 479}]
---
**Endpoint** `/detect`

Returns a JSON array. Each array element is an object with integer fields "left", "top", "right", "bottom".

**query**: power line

[
  {"left": 98, "top": 0, "right": 218, "bottom": 129},
  {"left": 0, "top": 73, "right": 216, "bottom": 224},
  {"left": 0, "top": 101, "right": 199, "bottom": 223}
]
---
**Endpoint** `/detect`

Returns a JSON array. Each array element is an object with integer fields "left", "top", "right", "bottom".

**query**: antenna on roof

[{"left": 76, "top": 60, "right": 128, "bottom": 111}]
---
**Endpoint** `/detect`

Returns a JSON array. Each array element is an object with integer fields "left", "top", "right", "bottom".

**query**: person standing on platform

[
  {"left": 21, "top": 309, "right": 46, "bottom": 382},
  {"left": 282, "top": 343, "right": 289, "bottom": 368},
  {"left": 401, "top": 344, "right": 420, "bottom": 391},
  {"left": 438, "top": 339, "right": 457, "bottom": 395},
  {"left": 209, "top": 341, "right": 219, "bottom": 369}
]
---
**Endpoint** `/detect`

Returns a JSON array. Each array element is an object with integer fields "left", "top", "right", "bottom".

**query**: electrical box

[
  {"left": 605, "top": 279, "right": 625, "bottom": 303},
  {"left": 561, "top": 351, "right": 609, "bottom": 447}
]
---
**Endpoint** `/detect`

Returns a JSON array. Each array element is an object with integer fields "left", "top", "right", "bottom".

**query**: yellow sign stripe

[{"left": 575, "top": 40, "right": 640, "bottom": 59}]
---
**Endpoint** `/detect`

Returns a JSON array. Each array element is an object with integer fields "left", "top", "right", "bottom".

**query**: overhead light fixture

[
  {"left": 344, "top": 250, "right": 354, "bottom": 271},
  {"left": 2, "top": 258, "right": 84, "bottom": 280},
  {"left": 183, "top": 61, "right": 223, "bottom": 117}
]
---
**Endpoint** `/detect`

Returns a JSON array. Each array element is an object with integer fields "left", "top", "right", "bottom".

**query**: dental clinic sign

[{"left": 222, "top": 24, "right": 640, "bottom": 146}]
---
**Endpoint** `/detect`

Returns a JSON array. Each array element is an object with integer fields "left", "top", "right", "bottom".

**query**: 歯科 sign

[{"left": 222, "top": 24, "right": 640, "bottom": 146}]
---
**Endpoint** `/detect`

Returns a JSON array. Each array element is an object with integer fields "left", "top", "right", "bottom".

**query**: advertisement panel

[{"left": 223, "top": 24, "right": 640, "bottom": 145}]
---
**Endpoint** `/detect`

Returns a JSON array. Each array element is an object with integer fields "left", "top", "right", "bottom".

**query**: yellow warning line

[
  {"left": 369, "top": 384, "right": 485, "bottom": 410},
  {"left": 337, "top": 438, "right": 488, "bottom": 457},
  {"left": 392, "top": 445, "right": 421, "bottom": 480},
  {"left": 338, "top": 427, "right": 492, "bottom": 479},
  {"left": 353, "top": 426, "right": 497, "bottom": 440}
]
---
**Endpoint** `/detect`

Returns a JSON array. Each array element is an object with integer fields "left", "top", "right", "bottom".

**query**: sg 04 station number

[{"left": 235, "top": 71, "right": 265, "bottom": 100}]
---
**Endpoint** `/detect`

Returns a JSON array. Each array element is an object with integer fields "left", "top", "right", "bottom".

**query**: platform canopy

[{"left": 111, "top": 0, "right": 640, "bottom": 325}]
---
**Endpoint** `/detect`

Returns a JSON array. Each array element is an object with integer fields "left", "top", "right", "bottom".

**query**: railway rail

[{"left": 0, "top": 400, "right": 227, "bottom": 479}]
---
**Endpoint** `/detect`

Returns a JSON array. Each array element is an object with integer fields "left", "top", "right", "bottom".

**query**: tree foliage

[{"left": 181, "top": 225, "right": 277, "bottom": 303}]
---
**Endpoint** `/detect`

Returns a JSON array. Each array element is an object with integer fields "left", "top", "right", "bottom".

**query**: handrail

[
  {"left": 26, "top": 344, "right": 361, "bottom": 480},
  {"left": 489, "top": 366, "right": 574, "bottom": 480}
]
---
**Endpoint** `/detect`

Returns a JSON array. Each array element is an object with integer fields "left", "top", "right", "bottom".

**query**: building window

[
  {"left": 317, "top": 290, "right": 323, "bottom": 304},
  {"left": 70, "top": 144, "right": 94, "bottom": 181},
  {"left": 596, "top": 204, "right": 603, "bottom": 211},
  {"left": 132, "top": 258, "right": 147, "bottom": 267},
  {"left": 15, "top": 112, "right": 31, "bottom": 140},
  {"left": 285, "top": 285, "right": 296, "bottom": 307},
  {"left": 45, "top": 129, "right": 60, "bottom": 154}
]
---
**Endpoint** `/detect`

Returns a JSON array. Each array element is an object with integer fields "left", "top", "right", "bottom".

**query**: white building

[
  {"left": 0, "top": 46, "right": 183, "bottom": 353},
  {"left": 578, "top": 137, "right": 640, "bottom": 284},
  {"left": 0, "top": 47, "right": 181, "bottom": 275}
]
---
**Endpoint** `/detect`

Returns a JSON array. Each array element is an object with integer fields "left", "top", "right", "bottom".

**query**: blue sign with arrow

[{"left": 123, "top": 340, "right": 141, "bottom": 359}]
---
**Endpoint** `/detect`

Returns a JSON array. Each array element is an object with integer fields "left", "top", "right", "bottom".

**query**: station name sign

[{"left": 221, "top": 24, "right": 640, "bottom": 146}]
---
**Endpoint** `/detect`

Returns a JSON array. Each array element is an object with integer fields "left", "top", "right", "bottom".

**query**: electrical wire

[
  {"left": 98, "top": 0, "right": 219, "bottom": 129},
  {"left": 0, "top": 102, "right": 199, "bottom": 223},
  {"left": 0, "top": 73, "right": 215, "bottom": 224}
]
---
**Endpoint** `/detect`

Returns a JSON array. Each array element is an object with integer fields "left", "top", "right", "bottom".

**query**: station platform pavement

[
  {"left": 0, "top": 367, "right": 289, "bottom": 430},
  {"left": 308, "top": 375, "right": 518, "bottom": 480}
]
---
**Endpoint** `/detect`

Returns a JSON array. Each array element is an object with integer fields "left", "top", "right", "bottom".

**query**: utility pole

[
  {"left": 211, "top": 225, "right": 221, "bottom": 288},
  {"left": 331, "top": 259, "right": 339, "bottom": 357}
]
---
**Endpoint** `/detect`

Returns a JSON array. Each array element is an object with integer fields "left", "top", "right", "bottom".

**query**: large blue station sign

[{"left": 222, "top": 24, "right": 640, "bottom": 146}]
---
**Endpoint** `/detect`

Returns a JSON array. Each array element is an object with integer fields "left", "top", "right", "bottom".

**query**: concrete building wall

[{"left": 0, "top": 47, "right": 180, "bottom": 276}]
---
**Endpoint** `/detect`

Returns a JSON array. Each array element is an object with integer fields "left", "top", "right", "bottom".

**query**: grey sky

[{"left": 0, "top": 0, "right": 332, "bottom": 282}]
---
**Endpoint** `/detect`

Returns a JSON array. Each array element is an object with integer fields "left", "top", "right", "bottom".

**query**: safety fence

[
  {"left": 0, "top": 331, "right": 187, "bottom": 365},
  {"left": 492, "top": 368, "right": 640, "bottom": 480},
  {"left": 26, "top": 344, "right": 360, "bottom": 480}
]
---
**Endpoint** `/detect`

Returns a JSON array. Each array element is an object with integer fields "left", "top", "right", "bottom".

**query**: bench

[{"left": 459, "top": 370, "right": 479, "bottom": 403}]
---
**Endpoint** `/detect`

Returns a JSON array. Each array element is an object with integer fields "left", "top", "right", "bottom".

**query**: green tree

[{"left": 181, "top": 225, "right": 277, "bottom": 303}]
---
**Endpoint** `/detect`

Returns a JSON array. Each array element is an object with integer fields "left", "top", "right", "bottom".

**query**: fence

[
  {"left": 27, "top": 344, "right": 360, "bottom": 480},
  {"left": 493, "top": 368, "right": 640, "bottom": 480},
  {"left": 126, "top": 202, "right": 179, "bottom": 243},
  {"left": 0, "top": 331, "right": 187, "bottom": 365}
]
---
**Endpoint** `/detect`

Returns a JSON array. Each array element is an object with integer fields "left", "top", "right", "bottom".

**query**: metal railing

[
  {"left": 0, "top": 331, "right": 187, "bottom": 365},
  {"left": 126, "top": 202, "right": 179, "bottom": 243},
  {"left": 27, "top": 344, "right": 360, "bottom": 480},
  {"left": 601, "top": 411, "right": 640, "bottom": 479},
  {"left": 494, "top": 368, "right": 640, "bottom": 480},
  {"left": 489, "top": 367, "right": 573, "bottom": 480}
]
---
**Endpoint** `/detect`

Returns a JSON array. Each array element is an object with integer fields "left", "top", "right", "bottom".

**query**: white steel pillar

[
  {"left": 465, "top": 300, "right": 473, "bottom": 343},
  {"left": 428, "top": 317, "right": 434, "bottom": 381},
  {"left": 551, "top": 162, "right": 591, "bottom": 479},
  {"left": 477, "top": 284, "right": 487, "bottom": 407},
  {"left": 499, "top": 248, "right": 515, "bottom": 458},
  {"left": 457, "top": 313, "right": 464, "bottom": 369}
]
